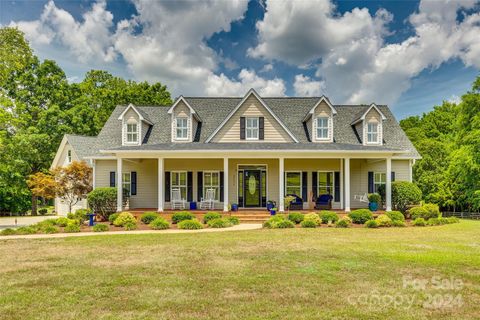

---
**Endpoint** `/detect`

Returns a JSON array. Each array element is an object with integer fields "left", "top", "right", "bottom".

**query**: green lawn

[{"left": 0, "top": 221, "right": 479, "bottom": 319}]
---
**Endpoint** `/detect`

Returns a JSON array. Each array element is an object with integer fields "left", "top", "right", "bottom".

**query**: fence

[{"left": 442, "top": 212, "right": 480, "bottom": 220}]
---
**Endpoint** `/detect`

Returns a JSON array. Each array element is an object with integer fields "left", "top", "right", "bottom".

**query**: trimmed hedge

[
  {"left": 203, "top": 212, "right": 222, "bottom": 224},
  {"left": 413, "top": 217, "right": 426, "bottom": 226},
  {"left": 364, "top": 220, "right": 379, "bottom": 228},
  {"left": 304, "top": 213, "right": 321, "bottom": 225},
  {"left": 140, "top": 212, "right": 159, "bottom": 224},
  {"left": 207, "top": 218, "right": 233, "bottom": 228},
  {"left": 386, "top": 211, "right": 405, "bottom": 222},
  {"left": 92, "top": 224, "right": 109, "bottom": 232},
  {"left": 376, "top": 214, "right": 392, "bottom": 227},
  {"left": 227, "top": 216, "right": 240, "bottom": 225},
  {"left": 288, "top": 212, "right": 304, "bottom": 224},
  {"left": 43, "top": 225, "right": 59, "bottom": 234},
  {"left": 123, "top": 222, "right": 137, "bottom": 231},
  {"left": 113, "top": 212, "right": 136, "bottom": 227},
  {"left": 392, "top": 181, "right": 422, "bottom": 212},
  {"left": 64, "top": 223, "right": 81, "bottom": 233},
  {"left": 263, "top": 215, "right": 295, "bottom": 229},
  {"left": 108, "top": 213, "right": 120, "bottom": 224},
  {"left": 319, "top": 211, "right": 339, "bottom": 224},
  {"left": 335, "top": 218, "right": 350, "bottom": 228},
  {"left": 410, "top": 204, "right": 440, "bottom": 220},
  {"left": 172, "top": 211, "right": 195, "bottom": 224},
  {"left": 87, "top": 187, "right": 117, "bottom": 221},
  {"left": 392, "top": 220, "right": 406, "bottom": 227},
  {"left": 178, "top": 219, "right": 203, "bottom": 230},
  {"left": 150, "top": 217, "right": 170, "bottom": 230},
  {"left": 300, "top": 219, "right": 317, "bottom": 228},
  {"left": 348, "top": 209, "right": 373, "bottom": 224}
]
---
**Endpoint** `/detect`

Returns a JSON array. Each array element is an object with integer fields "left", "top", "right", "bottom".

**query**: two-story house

[{"left": 51, "top": 89, "right": 420, "bottom": 215}]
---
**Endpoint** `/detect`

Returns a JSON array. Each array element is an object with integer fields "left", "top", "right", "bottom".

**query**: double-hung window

[
  {"left": 203, "top": 171, "right": 220, "bottom": 200},
  {"left": 374, "top": 172, "right": 386, "bottom": 193},
  {"left": 171, "top": 171, "right": 187, "bottom": 199},
  {"left": 318, "top": 172, "right": 334, "bottom": 196},
  {"left": 316, "top": 117, "right": 329, "bottom": 140},
  {"left": 285, "top": 172, "right": 301, "bottom": 196},
  {"left": 67, "top": 150, "right": 72, "bottom": 164},
  {"left": 176, "top": 117, "right": 188, "bottom": 140},
  {"left": 246, "top": 117, "right": 259, "bottom": 140},
  {"left": 367, "top": 122, "right": 379, "bottom": 143},
  {"left": 126, "top": 121, "right": 138, "bottom": 143},
  {"left": 122, "top": 172, "right": 131, "bottom": 196}
]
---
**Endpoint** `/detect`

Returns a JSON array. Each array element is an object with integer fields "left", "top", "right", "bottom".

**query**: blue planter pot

[
  {"left": 231, "top": 204, "right": 238, "bottom": 212},
  {"left": 267, "top": 203, "right": 274, "bottom": 211},
  {"left": 270, "top": 210, "right": 276, "bottom": 216},
  {"left": 369, "top": 202, "right": 378, "bottom": 211}
]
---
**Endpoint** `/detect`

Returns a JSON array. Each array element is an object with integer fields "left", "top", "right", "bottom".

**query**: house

[{"left": 51, "top": 89, "right": 420, "bottom": 216}]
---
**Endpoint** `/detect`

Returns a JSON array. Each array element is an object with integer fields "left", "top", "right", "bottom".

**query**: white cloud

[
  {"left": 260, "top": 63, "right": 274, "bottom": 73},
  {"left": 206, "top": 69, "right": 286, "bottom": 96},
  {"left": 293, "top": 75, "right": 325, "bottom": 96}
]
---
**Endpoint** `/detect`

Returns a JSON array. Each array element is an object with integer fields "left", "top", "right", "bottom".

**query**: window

[
  {"left": 318, "top": 172, "right": 334, "bottom": 196},
  {"left": 126, "top": 122, "right": 138, "bottom": 143},
  {"left": 176, "top": 117, "right": 188, "bottom": 140},
  {"left": 367, "top": 122, "right": 379, "bottom": 143},
  {"left": 67, "top": 150, "right": 72, "bottom": 164},
  {"left": 171, "top": 171, "right": 187, "bottom": 200},
  {"left": 246, "top": 117, "right": 259, "bottom": 140},
  {"left": 285, "top": 172, "right": 301, "bottom": 196},
  {"left": 203, "top": 171, "right": 220, "bottom": 201},
  {"left": 374, "top": 172, "right": 386, "bottom": 193},
  {"left": 316, "top": 117, "right": 329, "bottom": 140},
  {"left": 122, "top": 172, "right": 131, "bottom": 196}
]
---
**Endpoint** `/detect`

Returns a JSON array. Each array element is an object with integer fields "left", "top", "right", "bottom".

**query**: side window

[
  {"left": 285, "top": 172, "right": 301, "bottom": 196},
  {"left": 374, "top": 172, "right": 386, "bottom": 193},
  {"left": 67, "top": 150, "right": 72, "bottom": 164}
]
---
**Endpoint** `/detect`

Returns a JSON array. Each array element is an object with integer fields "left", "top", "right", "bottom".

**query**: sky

[{"left": 1, "top": 0, "right": 479, "bottom": 119}]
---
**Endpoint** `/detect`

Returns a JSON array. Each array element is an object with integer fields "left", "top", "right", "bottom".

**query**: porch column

[
  {"left": 386, "top": 157, "right": 392, "bottom": 211},
  {"left": 158, "top": 158, "right": 164, "bottom": 212},
  {"left": 279, "top": 157, "right": 285, "bottom": 212},
  {"left": 344, "top": 158, "right": 350, "bottom": 212},
  {"left": 223, "top": 158, "right": 229, "bottom": 212},
  {"left": 116, "top": 157, "right": 123, "bottom": 212},
  {"left": 92, "top": 159, "right": 96, "bottom": 189},
  {"left": 339, "top": 158, "right": 344, "bottom": 210}
]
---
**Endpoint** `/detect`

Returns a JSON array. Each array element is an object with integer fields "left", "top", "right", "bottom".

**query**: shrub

[
  {"left": 33, "top": 219, "right": 57, "bottom": 232},
  {"left": 150, "top": 217, "right": 170, "bottom": 230},
  {"left": 172, "top": 211, "right": 195, "bottom": 224},
  {"left": 263, "top": 216, "right": 285, "bottom": 228},
  {"left": 348, "top": 209, "right": 373, "bottom": 224},
  {"left": 16, "top": 226, "right": 37, "bottom": 235},
  {"left": 368, "top": 193, "right": 381, "bottom": 203},
  {"left": 413, "top": 217, "right": 426, "bottom": 226},
  {"left": 207, "top": 218, "right": 233, "bottom": 228},
  {"left": 392, "top": 181, "right": 422, "bottom": 212},
  {"left": 92, "top": 224, "right": 109, "bottom": 232},
  {"left": 178, "top": 219, "right": 203, "bottom": 230},
  {"left": 409, "top": 206, "right": 429, "bottom": 220},
  {"left": 44, "top": 225, "right": 59, "bottom": 234},
  {"left": 54, "top": 217, "right": 70, "bottom": 227},
  {"left": 67, "top": 209, "right": 89, "bottom": 224},
  {"left": 203, "top": 212, "right": 222, "bottom": 224},
  {"left": 140, "top": 212, "right": 159, "bottom": 224},
  {"left": 335, "top": 218, "right": 350, "bottom": 228},
  {"left": 113, "top": 212, "right": 137, "bottom": 227},
  {"left": 446, "top": 217, "right": 460, "bottom": 224},
  {"left": 64, "top": 223, "right": 81, "bottom": 233},
  {"left": 423, "top": 203, "right": 441, "bottom": 220},
  {"left": 38, "top": 208, "right": 48, "bottom": 215},
  {"left": 87, "top": 187, "right": 117, "bottom": 220},
  {"left": 227, "top": 216, "right": 240, "bottom": 225},
  {"left": 274, "top": 219, "right": 295, "bottom": 228},
  {"left": 1, "top": 228, "right": 17, "bottom": 236},
  {"left": 304, "top": 213, "right": 321, "bottom": 225},
  {"left": 263, "top": 215, "right": 294, "bottom": 229},
  {"left": 108, "top": 213, "right": 120, "bottom": 224},
  {"left": 386, "top": 211, "right": 405, "bottom": 222},
  {"left": 391, "top": 220, "right": 406, "bottom": 227},
  {"left": 124, "top": 222, "right": 137, "bottom": 231},
  {"left": 376, "top": 214, "right": 392, "bottom": 227},
  {"left": 319, "top": 211, "right": 339, "bottom": 224},
  {"left": 365, "top": 220, "right": 379, "bottom": 228},
  {"left": 301, "top": 219, "right": 317, "bottom": 228},
  {"left": 288, "top": 212, "right": 304, "bottom": 224}
]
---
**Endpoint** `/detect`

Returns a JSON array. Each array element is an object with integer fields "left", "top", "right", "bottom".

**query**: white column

[
  {"left": 386, "top": 157, "right": 392, "bottom": 212},
  {"left": 279, "top": 157, "right": 285, "bottom": 212},
  {"left": 92, "top": 159, "right": 96, "bottom": 189},
  {"left": 116, "top": 157, "right": 123, "bottom": 212},
  {"left": 158, "top": 158, "right": 164, "bottom": 212},
  {"left": 339, "top": 158, "right": 344, "bottom": 210},
  {"left": 223, "top": 158, "right": 229, "bottom": 212},
  {"left": 344, "top": 158, "right": 350, "bottom": 212},
  {"left": 409, "top": 159, "right": 413, "bottom": 182}
]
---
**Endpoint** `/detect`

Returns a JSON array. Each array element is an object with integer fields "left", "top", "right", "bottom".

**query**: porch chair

[
  {"left": 286, "top": 194, "right": 303, "bottom": 210},
  {"left": 171, "top": 188, "right": 187, "bottom": 210},
  {"left": 315, "top": 194, "right": 333, "bottom": 210},
  {"left": 199, "top": 188, "right": 216, "bottom": 210}
]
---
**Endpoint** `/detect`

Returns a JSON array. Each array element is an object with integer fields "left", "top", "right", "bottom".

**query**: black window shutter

[
  {"left": 187, "top": 172, "right": 193, "bottom": 202},
  {"left": 165, "top": 171, "right": 171, "bottom": 202},
  {"left": 301, "top": 172, "right": 308, "bottom": 201},
  {"left": 220, "top": 171, "right": 224, "bottom": 202},
  {"left": 312, "top": 172, "right": 318, "bottom": 201},
  {"left": 110, "top": 172, "right": 115, "bottom": 187},
  {"left": 391, "top": 172, "right": 396, "bottom": 182},
  {"left": 240, "top": 117, "right": 246, "bottom": 140},
  {"left": 368, "top": 172, "right": 374, "bottom": 193},
  {"left": 131, "top": 172, "right": 137, "bottom": 195},
  {"left": 197, "top": 172, "right": 203, "bottom": 201},
  {"left": 259, "top": 117, "right": 265, "bottom": 140},
  {"left": 334, "top": 172, "right": 340, "bottom": 202}
]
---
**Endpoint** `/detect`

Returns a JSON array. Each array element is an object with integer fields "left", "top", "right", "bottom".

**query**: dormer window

[
  {"left": 126, "top": 120, "right": 139, "bottom": 144},
  {"left": 246, "top": 117, "right": 259, "bottom": 140},
  {"left": 176, "top": 117, "right": 189, "bottom": 140},
  {"left": 367, "top": 122, "right": 379, "bottom": 144},
  {"left": 316, "top": 117, "right": 330, "bottom": 140}
]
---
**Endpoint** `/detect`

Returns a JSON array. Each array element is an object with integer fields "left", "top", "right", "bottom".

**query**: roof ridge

[{"left": 66, "top": 134, "right": 96, "bottom": 138}]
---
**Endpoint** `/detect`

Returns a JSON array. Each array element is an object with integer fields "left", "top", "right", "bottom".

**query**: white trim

[
  {"left": 92, "top": 159, "right": 96, "bottom": 189},
  {"left": 302, "top": 96, "right": 337, "bottom": 122},
  {"left": 386, "top": 157, "right": 392, "bottom": 212},
  {"left": 315, "top": 116, "right": 331, "bottom": 141},
  {"left": 351, "top": 103, "right": 387, "bottom": 125},
  {"left": 167, "top": 96, "right": 201, "bottom": 121},
  {"left": 117, "top": 158, "right": 123, "bottom": 212},
  {"left": 158, "top": 158, "right": 164, "bottom": 212},
  {"left": 245, "top": 116, "right": 260, "bottom": 140},
  {"left": 223, "top": 158, "right": 229, "bottom": 212},
  {"left": 279, "top": 157, "right": 285, "bottom": 212},
  {"left": 340, "top": 159, "right": 344, "bottom": 209},
  {"left": 316, "top": 171, "right": 335, "bottom": 201},
  {"left": 170, "top": 171, "right": 188, "bottom": 202},
  {"left": 205, "top": 88, "right": 299, "bottom": 143},
  {"left": 124, "top": 121, "right": 140, "bottom": 145},
  {"left": 284, "top": 171, "right": 302, "bottom": 198},
  {"left": 203, "top": 171, "right": 221, "bottom": 201},
  {"left": 101, "top": 149, "right": 409, "bottom": 155},
  {"left": 117, "top": 103, "right": 153, "bottom": 125},
  {"left": 344, "top": 157, "right": 350, "bottom": 212},
  {"left": 236, "top": 164, "right": 268, "bottom": 208},
  {"left": 373, "top": 171, "right": 387, "bottom": 193},
  {"left": 174, "top": 116, "right": 189, "bottom": 140}
]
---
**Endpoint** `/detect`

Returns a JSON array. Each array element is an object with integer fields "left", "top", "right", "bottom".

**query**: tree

[
  {"left": 52, "top": 161, "right": 93, "bottom": 214},
  {"left": 27, "top": 172, "right": 57, "bottom": 215}
]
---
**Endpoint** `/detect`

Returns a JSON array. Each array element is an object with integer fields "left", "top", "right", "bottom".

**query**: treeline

[
  {"left": 400, "top": 77, "right": 480, "bottom": 212},
  {"left": 0, "top": 27, "right": 172, "bottom": 214}
]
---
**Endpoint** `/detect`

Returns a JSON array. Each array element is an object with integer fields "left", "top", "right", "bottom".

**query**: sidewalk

[{"left": 0, "top": 223, "right": 263, "bottom": 240}]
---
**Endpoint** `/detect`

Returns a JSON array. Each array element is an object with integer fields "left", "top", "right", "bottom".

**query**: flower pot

[
  {"left": 270, "top": 209, "right": 276, "bottom": 215},
  {"left": 231, "top": 204, "right": 238, "bottom": 212},
  {"left": 267, "top": 202, "right": 275, "bottom": 211},
  {"left": 369, "top": 202, "right": 378, "bottom": 212}
]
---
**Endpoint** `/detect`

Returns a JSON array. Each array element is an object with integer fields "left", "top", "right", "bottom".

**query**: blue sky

[{"left": 1, "top": 0, "right": 479, "bottom": 119}]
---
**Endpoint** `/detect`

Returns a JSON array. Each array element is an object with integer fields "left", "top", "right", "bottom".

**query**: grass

[{"left": 0, "top": 221, "right": 479, "bottom": 319}]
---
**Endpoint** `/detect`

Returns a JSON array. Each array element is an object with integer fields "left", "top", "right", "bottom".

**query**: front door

[{"left": 244, "top": 170, "right": 261, "bottom": 207}]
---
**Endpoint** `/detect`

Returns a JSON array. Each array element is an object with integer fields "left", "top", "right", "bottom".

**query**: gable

[{"left": 210, "top": 94, "right": 295, "bottom": 143}]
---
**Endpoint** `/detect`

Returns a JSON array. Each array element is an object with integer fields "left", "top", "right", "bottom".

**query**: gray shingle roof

[
  {"left": 68, "top": 96, "right": 420, "bottom": 158},
  {"left": 65, "top": 134, "right": 98, "bottom": 160}
]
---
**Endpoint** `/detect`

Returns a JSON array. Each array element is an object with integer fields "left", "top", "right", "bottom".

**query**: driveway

[{"left": 0, "top": 216, "right": 59, "bottom": 229}]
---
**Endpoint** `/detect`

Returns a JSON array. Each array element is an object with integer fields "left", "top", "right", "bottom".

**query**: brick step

[
  {"left": 237, "top": 218, "right": 269, "bottom": 223},
  {"left": 231, "top": 214, "right": 271, "bottom": 219}
]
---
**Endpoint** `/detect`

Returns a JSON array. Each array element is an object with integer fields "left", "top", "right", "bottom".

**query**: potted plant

[
  {"left": 231, "top": 203, "right": 238, "bottom": 211},
  {"left": 284, "top": 195, "right": 296, "bottom": 212},
  {"left": 368, "top": 193, "right": 381, "bottom": 211},
  {"left": 270, "top": 207, "right": 277, "bottom": 215},
  {"left": 267, "top": 200, "right": 276, "bottom": 211}
]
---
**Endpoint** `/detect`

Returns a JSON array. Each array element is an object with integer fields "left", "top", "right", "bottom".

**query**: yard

[{"left": 0, "top": 221, "right": 479, "bottom": 320}]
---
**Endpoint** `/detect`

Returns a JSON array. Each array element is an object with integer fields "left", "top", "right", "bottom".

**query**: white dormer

[
  {"left": 351, "top": 103, "right": 386, "bottom": 146},
  {"left": 303, "top": 96, "right": 336, "bottom": 143},
  {"left": 168, "top": 96, "right": 201, "bottom": 142},
  {"left": 118, "top": 104, "right": 152, "bottom": 146}
]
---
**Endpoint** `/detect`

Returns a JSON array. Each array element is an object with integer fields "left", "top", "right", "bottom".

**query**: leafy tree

[{"left": 27, "top": 172, "right": 57, "bottom": 215}]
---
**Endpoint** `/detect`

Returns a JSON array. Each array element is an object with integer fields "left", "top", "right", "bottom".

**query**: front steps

[{"left": 230, "top": 212, "right": 271, "bottom": 223}]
